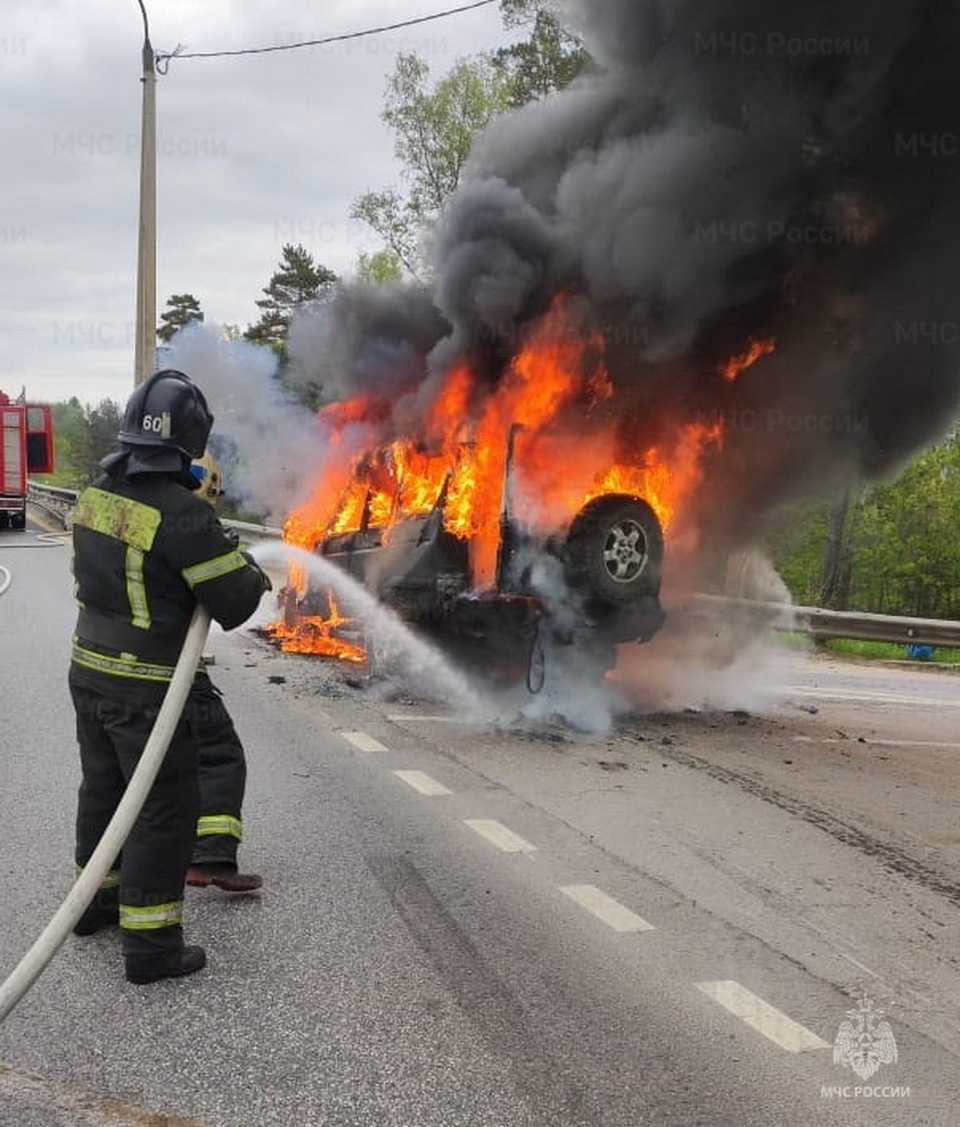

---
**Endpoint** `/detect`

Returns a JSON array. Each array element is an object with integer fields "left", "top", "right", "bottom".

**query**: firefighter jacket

[{"left": 71, "top": 464, "right": 269, "bottom": 686}]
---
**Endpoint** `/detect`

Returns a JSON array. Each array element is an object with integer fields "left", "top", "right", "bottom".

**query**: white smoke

[
  {"left": 612, "top": 549, "right": 804, "bottom": 714},
  {"left": 612, "top": 623, "right": 803, "bottom": 715},
  {"left": 163, "top": 322, "right": 329, "bottom": 524}
]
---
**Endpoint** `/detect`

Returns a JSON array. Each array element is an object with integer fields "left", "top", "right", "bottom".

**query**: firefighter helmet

[{"left": 118, "top": 370, "right": 214, "bottom": 459}]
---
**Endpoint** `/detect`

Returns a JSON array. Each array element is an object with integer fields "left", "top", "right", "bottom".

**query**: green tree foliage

[
  {"left": 50, "top": 399, "right": 87, "bottom": 487},
  {"left": 493, "top": 2, "right": 590, "bottom": 107},
  {"left": 852, "top": 439, "right": 960, "bottom": 618},
  {"left": 765, "top": 499, "right": 831, "bottom": 607},
  {"left": 50, "top": 397, "right": 122, "bottom": 488},
  {"left": 766, "top": 433, "right": 960, "bottom": 619},
  {"left": 351, "top": 6, "right": 589, "bottom": 282},
  {"left": 355, "top": 248, "right": 404, "bottom": 286},
  {"left": 245, "top": 243, "right": 337, "bottom": 357},
  {"left": 384, "top": 53, "right": 511, "bottom": 213},
  {"left": 352, "top": 188, "right": 422, "bottom": 279},
  {"left": 88, "top": 398, "right": 122, "bottom": 468},
  {"left": 157, "top": 293, "right": 204, "bottom": 343},
  {"left": 817, "top": 490, "right": 855, "bottom": 609},
  {"left": 498, "top": 0, "right": 551, "bottom": 20},
  {"left": 351, "top": 53, "right": 512, "bottom": 279}
]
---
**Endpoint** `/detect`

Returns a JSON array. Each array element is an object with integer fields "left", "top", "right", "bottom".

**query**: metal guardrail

[
  {"left": 686, "top": 594, "right": 960, "bottom": 648},
  {"left": 25, "top": 482, "right": 77, "bottom": 525},
  {"left": 27, "top": 482, "right": 281, "bottom": 542},
  {"left": 217, "top": 517, "right": 283, "bottom": 543},
  {"left": 26, "top": 481, "right": 960, "bottom": 648},
  {"left": 800, "top": 605, "right": 960, "bottom": 647},
  {"left": 27, "top": 483, "right": 79, "bottom": 504}
]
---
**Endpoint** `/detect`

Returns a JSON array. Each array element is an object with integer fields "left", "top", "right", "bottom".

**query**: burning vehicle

[
  {"left": 247, "top": 0, "right": 960, "bottom": 691},
  {"left": 269, "top": 298, "right": 742, "bottom": 685},
  {"left": 283, "top": 431, "right": 666, "bottom": 686}
]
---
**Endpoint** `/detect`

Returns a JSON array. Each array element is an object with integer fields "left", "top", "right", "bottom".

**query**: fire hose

[{"left": 0, "top": 604, "right": 211, "bottom": 1024}]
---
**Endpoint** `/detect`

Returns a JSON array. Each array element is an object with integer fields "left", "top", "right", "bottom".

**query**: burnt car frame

[{"left": 294, "top": 425, "right": 666, "bottom": 689}]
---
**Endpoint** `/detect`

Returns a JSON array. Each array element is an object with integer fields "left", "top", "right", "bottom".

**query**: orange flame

[
  {"left": 268, "top": 295, "right": 735, "bottom": 656},
  {"left": 719, "top": 336, "right": 776, "bottom": 382},
  {"left": 269, "top": 589, "right": 367, "bottom": 663}
]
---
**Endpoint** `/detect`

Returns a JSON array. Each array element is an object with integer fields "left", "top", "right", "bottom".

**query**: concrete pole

[{"left": 134, "top": 2, "right": 156, "bottom": 386}]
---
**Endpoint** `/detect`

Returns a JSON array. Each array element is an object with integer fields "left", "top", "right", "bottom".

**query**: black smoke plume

[{"left": 291, "top": 0, "right": 960, "bottom": 568}]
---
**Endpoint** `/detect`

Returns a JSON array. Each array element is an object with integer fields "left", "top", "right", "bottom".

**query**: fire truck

[{"left": 0, "top": 389, "right": 55, "bottom": 530}]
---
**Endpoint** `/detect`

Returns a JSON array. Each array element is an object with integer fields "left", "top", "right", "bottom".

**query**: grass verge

[
  {"left": 819, "top": 637, "right": 960, "bottom": 663},
  {"left": 770, "top": 631, "right": 960, "bottom": 663}
]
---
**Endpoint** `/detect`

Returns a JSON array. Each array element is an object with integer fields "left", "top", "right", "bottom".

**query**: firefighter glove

[{"left": 241, "top": 551, "right": 273, "bottom": 593}]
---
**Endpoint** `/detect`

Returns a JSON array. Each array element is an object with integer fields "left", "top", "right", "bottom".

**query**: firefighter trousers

[
  {"left": 71, "top": 671, "right": 200, "bottom": 955},
  {"left": 191, "top": 677, "right": 248, "bottom": 871}
]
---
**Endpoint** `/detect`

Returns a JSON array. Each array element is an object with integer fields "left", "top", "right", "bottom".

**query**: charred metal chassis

[{"left": 312, "top": 424, "right": 665, "bottom": 688}]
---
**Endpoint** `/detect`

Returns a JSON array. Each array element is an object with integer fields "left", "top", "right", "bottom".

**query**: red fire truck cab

[{"left": 0, "top": 390, "right": 55, "bottom": 530}]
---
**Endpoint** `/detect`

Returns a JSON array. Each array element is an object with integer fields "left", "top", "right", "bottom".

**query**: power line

[{"left": 157, "top": 0, "right": 499, "bottom": 65}]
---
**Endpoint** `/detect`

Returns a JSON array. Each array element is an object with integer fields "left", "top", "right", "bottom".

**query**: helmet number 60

[{"left": 142, "top": 412, "right": 169, "bottom": 436}]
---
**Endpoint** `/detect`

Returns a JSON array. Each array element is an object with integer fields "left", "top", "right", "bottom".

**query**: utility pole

[{"left": 133, "top": 0, "right": 156, "bottom": 386}]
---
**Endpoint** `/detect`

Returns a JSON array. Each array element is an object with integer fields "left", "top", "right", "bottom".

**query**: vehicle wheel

[
  {"left": 526, "top": 632, "right": 546, "bottom": 694},
  {"left": 562, "top": 494, "right": 663, "bottom": 605},
  {"left": 11, "top": 511, "right": 25, "bottom": 530}
]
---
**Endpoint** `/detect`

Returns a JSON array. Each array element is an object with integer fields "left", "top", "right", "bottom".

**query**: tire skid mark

[
  {"left": 657, "top": 745, "right": 960, "bottom": 907},
  {"left": 365, "top": 854, "right": 592, "bottom": 1125}
]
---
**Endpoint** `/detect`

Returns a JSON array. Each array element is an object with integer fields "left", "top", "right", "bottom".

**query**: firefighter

[
  {"left": 185, "top": 448, "right": 263, "bottom": 894},
  {"left": 69, "top": 370, "right": 271, "bottom": 984}
]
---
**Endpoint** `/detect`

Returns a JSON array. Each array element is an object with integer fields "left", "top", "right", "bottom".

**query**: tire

[
  {"left": 11, "top": 510, "right": 25, "bottom": 530},
  {"left": 562, "top": 494, "right": 663, "bottom": 606}
]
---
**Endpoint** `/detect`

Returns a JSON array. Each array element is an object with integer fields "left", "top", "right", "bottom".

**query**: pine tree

[
  {"left": 157, "top": 293, "right": 204, "bottom": 343},
  {"left": 245, "top": 244, "right": 337, "bottom": 356}
]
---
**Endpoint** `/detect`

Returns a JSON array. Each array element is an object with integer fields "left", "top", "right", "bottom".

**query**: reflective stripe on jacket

[{"left": 71, "top": 467, "right": 267, "bottom": 681}]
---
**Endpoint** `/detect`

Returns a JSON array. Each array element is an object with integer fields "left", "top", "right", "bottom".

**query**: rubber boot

[
  {"left": 73, "top": 887, "right": 119, "bottom": 936},
  {"left": 123, "top": 924, "right": 206, "bottom": 984},
  {"left": 125, "top": 945, "right": 206, "bottom": 985},
  {"left": 186, "top": 863, "right": 262, "bottom": 892}
]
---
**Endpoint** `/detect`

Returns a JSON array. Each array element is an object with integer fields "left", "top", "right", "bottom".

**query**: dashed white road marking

[
  {"left": 559, "top": 885, "right": 654, "bottom": 933},
  {"left": 394, "top": 770, "right": 452, "bottom": 796},
  {"left": 464, "top": 819, "right": 537, "bottom": 853},
  {"left": 794, "top": 734, "right": 960, "bottom": 750},
  {"left": 697, "top": 980, "right": 830, "bottom": 1053},
  {"left": 341, "top": 731, "right": 390, "bottom": 753},
  {"left": 385, "top": 714, "right": 463, "bottom": 723},
  {"left": 779, "top": 685, "right": 960, "bottom": 709}
]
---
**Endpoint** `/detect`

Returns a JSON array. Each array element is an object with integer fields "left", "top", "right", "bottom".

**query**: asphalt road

[{"left": 1, "top": 520, "right": 959, "bottom": 1125}]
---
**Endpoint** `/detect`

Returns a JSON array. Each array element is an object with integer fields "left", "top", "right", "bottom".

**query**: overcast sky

[{"left": 1, "top": 0, "right": 514, "bottom": 407}]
